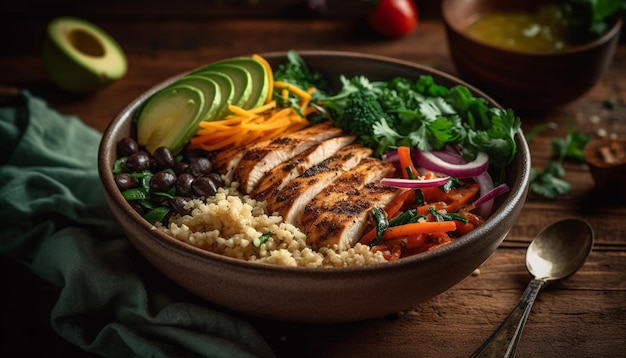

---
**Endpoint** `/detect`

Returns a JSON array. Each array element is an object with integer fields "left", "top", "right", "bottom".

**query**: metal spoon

[{"left": 471, "top": 218, "right": 594, "bottom": 358}]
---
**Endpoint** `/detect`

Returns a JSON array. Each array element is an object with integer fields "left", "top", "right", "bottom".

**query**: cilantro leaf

[
  {"left": 530, "top": 161, "right": 571, "bottom": 199},
  {"left": 529, "top": 119, "right": 588, "bottom": 199},
  {"left": 551, "top": 120, "right": 590, "bottom": 163}
]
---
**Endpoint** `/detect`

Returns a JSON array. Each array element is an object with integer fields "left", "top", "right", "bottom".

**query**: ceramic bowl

[
  {"left": 442, "top": 0, "right": 622, "bottom": 111},
  {"left": 98, "top": 50, "right": 531, "bottom": 324}
]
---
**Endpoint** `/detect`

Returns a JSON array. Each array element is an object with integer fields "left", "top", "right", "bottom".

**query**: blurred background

[{"left": 1, "top": 0, "right": 440, "bottom": 20}]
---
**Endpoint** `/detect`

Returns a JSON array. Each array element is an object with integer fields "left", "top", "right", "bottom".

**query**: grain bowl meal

[
  {"left": 99, "top": 50, "right": 530, "bottom": 323},
  {"left": 110, "top": 50, "right": 520, "bottom": 268}
]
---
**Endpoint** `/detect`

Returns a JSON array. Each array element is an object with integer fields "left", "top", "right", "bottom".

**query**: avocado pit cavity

[{"left": 68, "top": 28, "right": 106, "bottom": 58}]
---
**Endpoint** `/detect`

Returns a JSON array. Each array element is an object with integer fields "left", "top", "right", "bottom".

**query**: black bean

[
  {"left": 176, "top": 173, "right": 195, "bottom": 196},
  {"left": 153, "top": 147, "right": 176, "bottom": 170},
  {"left": 188, "top": 157, "right": 213, "bottom": 177},
  {"left": 125, "top": 151, "right": 151, "bottom": 172},
  {"left": 191, "top": 176, "right": 218, "bottom": 197},
  {"left": 114, "top": 173, "right": 139, "bottom": 190},
  {"left": 207, "top": 172, "right": 224, "bottom": 187},
  {"left": 173, "top": 162, "right": 189, "bottom": 175},
  {"left": 117, "top": 137, "right": 139, "bottom": 157},
  {"left": 170, "top": 196, "right": 192, "bottom": 215},
  {"left": 150, "top": 171, "right": 177, "bottom": 192}
]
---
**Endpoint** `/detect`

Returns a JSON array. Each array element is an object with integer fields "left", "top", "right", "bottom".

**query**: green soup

[{"left": 465, "top": 4, "right": 571, "bottom": 53}]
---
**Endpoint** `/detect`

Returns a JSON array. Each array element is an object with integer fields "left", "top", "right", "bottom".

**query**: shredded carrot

[
  {"left": 441, "top": 183, "right": 480, "bottom": 213},
  {"left": 274, "top": 81, "right": 312, "bottom": 101},
  {"left": 358, "top": 189, "right": 413, "bottom": 245},
  {"left": 188, "top": 80, "right": 316, "bottom": 152},
  {"left": 454, "top": 221, "right": 475, "bottom": 236},
  {"left": 381, "top": 221, "right": 456, "bottom": 241},
  {"left": 398, "top": 146, "right": 419, "bottom": 178},
  {"left": 404, "top": 233, "right": 428, "bottom": 249},
  {"left": 385, "top": 189, "right": 413, "bottom": 219}
]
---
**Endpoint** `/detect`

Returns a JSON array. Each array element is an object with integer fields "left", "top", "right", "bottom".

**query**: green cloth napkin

[{"left": 0, "top": 91, "right": 275, "bottom": 358}]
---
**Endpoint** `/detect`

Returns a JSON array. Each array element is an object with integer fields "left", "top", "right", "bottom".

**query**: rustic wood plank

[{"left": 254, "top": 249, "right": 626, "bottom": 357}]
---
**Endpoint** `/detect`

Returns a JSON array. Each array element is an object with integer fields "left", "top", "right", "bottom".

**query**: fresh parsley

[{"left": 528, "top": 119, "right": 589, "bottom": 199}]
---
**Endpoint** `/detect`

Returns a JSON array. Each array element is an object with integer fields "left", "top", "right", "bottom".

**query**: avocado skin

[
  {"left": 210, "top": 57, "right": 269, "bottom": 109},
  {"left": 192, "top": 71, "right": 236, "bottom": 118},
  {"left": 173, "top": 76, "right": 222, "bottom": 122},
  {"left": 43, "top": 16, "right": 127, "bottom": 94},
  {"left": 195, "top": 64, "right": 252, "bottom": 108},
  {"left": 192, "top": 56, "right": 269, "bottom": 110}
]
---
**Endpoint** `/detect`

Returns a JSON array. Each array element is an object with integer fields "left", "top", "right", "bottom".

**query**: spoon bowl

[
  {"left": 472, "top": 218, "right": 594, "bottom": 357},
  {"left": 527, "top": 218, "right": 595, "bottom": 283}
]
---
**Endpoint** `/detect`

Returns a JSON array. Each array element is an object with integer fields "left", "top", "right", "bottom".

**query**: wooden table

[{"left": 2, "top": 13, "right": 625, "bottom": 357}]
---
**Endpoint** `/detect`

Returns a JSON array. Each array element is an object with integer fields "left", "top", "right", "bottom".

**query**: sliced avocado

[
  {"left": 209, "top": 57, "right": 269, "bottom": 109},
  {"left": 193, "top": 64, "right": 251, "bottom": 108},
  {"left": 172, "top": 75, "right": 222, "bottom": 121},
  {"left": 192, "top": 71, "right": 236, "bottom": 119},
  {"left": 137, "top": 84, "right": 205, "bottom": 154}
]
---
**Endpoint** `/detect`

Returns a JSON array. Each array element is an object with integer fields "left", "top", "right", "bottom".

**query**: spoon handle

[{"left": 470, "top": 278, "right": 547, "bottom": 358}]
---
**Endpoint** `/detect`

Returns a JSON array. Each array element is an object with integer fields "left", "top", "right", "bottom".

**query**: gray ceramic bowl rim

[
  {"left": 98, "top": 50, "right": 531, "bottom": 277},
  {"left": 441, "top": 0, "right": 623, "bottom": 58}
]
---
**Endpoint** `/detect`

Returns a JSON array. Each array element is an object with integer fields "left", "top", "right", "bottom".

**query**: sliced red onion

[
  {"left": 382, "top": 150, "right": 399, "bottom": 163},
  {"left": 471, "top": 171, "right": 495, "bottom": 217},
  {"left": 414, "top": 149, "right": 489, "bottom": 178},
  {"left": 469, "top": 170, "right": 510, "bottom": 217},
  {"left": 381, "top": 176, "right": 450, "bottom": 189},
  {"left": 471, "top": 183, "right": 510, "bottom": 210},
  {"left": 431, "top": 149, "right": 466, "bottom": 165}
]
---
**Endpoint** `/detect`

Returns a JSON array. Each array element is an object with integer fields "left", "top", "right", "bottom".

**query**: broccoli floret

[
  {"left": 328, "top": 91, "right": 404, "bottom": 156},
  {"left": 334, "top": 91, "right": 385, "bottom": 138}
]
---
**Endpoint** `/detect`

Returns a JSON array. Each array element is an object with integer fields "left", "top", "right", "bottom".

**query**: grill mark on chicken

[
  {"left": 251, "top": 135, "right": 355, "bottom": 201},
  {"left": 231, "top": 122, "right": 343, "bottom": 193},
  {"left": 211, "top": 146, "right": 245, "bottom": 183},
  {"left": 298, "top": 158, "right": 399, "bottom": 250},
  {"left": 265, "top": 144, "right": 373, "bottom": 225},
  {"left": 211, "top": 122, "right": 339, "bottom": 185}
]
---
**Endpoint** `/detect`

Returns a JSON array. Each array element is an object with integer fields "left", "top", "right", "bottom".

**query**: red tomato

[{"left": 368, "top": 0, "right": 418, "bottom": 38}]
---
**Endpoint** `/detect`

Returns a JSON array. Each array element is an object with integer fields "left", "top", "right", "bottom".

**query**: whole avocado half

[{"left": 43, "top": 16, "right": 127, "bottom": 94}]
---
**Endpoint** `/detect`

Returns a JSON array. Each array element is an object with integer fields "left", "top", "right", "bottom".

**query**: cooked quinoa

[{"left": 155, "top": 183, "right": 387, "bottom": 267}]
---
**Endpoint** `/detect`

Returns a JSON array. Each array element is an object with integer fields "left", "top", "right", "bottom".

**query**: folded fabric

[{"left": 0, "top": 90, "right": 275, "bottom": 358}]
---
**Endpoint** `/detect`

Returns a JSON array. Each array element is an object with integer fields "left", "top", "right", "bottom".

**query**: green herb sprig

[{"left": 527, "top": 119, "right": 590, "bottom": 199}]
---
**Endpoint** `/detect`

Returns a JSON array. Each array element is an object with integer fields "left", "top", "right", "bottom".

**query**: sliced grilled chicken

[
  {"left": 266, "top": 144, "right": 373, "bottom": 225},
  {"left": 211, "top": 121, "right": 340, "bottom": 184},
  {"left": 299, "top": 158, "right": 400, "bottom": 250},
  {"left": 211, "top": 146, "right": 245, "bottom": 183},
  {"left": 231, "top": 122, "right": 343, "bottom": 193},
  {"left": 251, "top": 135, "right": 356, "bottom": 201}
]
